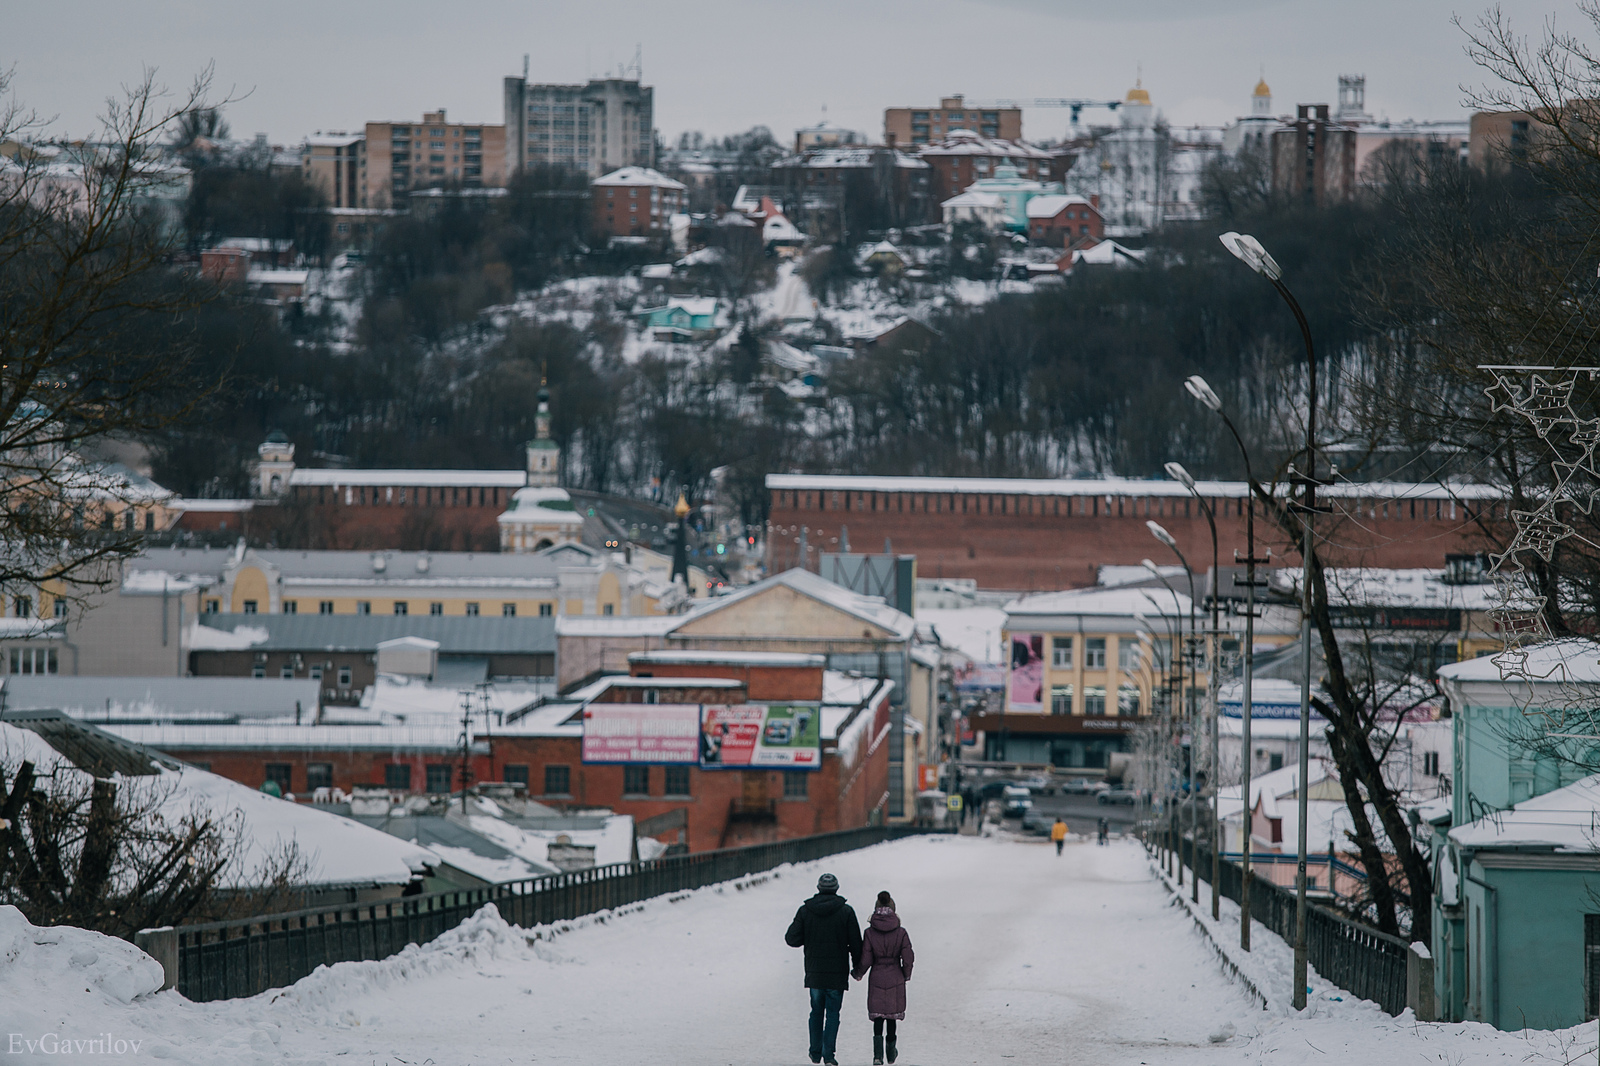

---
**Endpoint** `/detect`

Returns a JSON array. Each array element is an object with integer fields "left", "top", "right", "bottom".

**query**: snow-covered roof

[
  {"left": 189, "top": 614, "right": 557, "bottom": 655},
  {"left": 766, "top": 473, "right": 1509, "bottom": 501},
  {"left": 1438, "top": 639, "right": 1600, "bottom": 685},
  {"left": 1074, "top": 240, "right": 1147, "bottom": 267},
  {"left": 919, "top": 606, "right": 1006, "bottom": 662},
  {"left": 2, "top": 675, "right": 318, "bottom": 722},
  {"left": 781, "top": 147, "right": 928, "bottom": 170},
  {"left": 1005, "top": 585, "right": 1193, "bottom": 619},
  {"left": 592, "top": 166, "right": 686, "bottom": 191},
  {"left": 305, "top": 133, "right": 363, "bottom": 147},
  {"left": 941, "top": 190, "right": 1006, "bottom": 209},
  {"left": 0, "top": 720, "right": 433, "bottom": 889},
  {"left": 169, "top": 498, "right": 254, "bottom": 513},
  {"left": 1285, "top": 567, "right": 1503, "bottom": 612},
  {"left": 1450, "top": 773, "right": 1600, "bottom": 851},
  {"left": 701, "top": 568, "right": 916, "bottom": 641},
  {"left": 627, "top": 650, "right": 825, "bottom": 667},
  {"left": 246, "top": 269, "right": 309, "bottom": 285},
  {"left": 1025, "top": 194, "right": 1096, "bottom": 219},
  {"left": 497, "top": 486, "right": 585, "bottom": 526},
  {"left": 288, "top": 469, "right": 527, "bottom": 488},
  {"left": 919, "top": 132, "right": 1053, "bottom": 159},
  {"left": 554, "top": 614, "right": 684, "bottom": 638}
]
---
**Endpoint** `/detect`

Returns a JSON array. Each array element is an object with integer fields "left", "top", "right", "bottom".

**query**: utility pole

[
  {"left": 458, "top": 689, "right": 475, "bottom": 814},
  {"left": 1234, "top": 545, "right": 1271, "bottom": 952}
]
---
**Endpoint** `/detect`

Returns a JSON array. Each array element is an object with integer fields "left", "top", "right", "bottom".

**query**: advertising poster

[
  {"left": 1008, "top": 632, "right": 1045, "bottom": 711},
  {"left": 581, "top": 703, "right": 701, "bottom": 764},
  {"left": 701, "top": 704, "right": 822, "bottom": 770}
]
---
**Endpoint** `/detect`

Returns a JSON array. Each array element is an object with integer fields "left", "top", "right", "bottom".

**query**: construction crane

[{"left": 968, "top": 98, "right": 1124, "bottom": 127}]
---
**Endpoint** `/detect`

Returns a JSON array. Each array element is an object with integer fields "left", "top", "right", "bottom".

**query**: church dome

[
  {"left": 1125, "top": 80, "right": 1151, "bottom": 105},
  {"left": 1253, "top": 77, "right": 1271, "bottom": 97}
]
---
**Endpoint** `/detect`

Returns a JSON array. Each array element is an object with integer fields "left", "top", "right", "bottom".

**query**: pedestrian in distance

[
  {"left": 786, "top": 872, "right": 863, "bottom": 1065},
  {"left": 1097, "top": 816, "right": 1109, "bottom": 846},
  {"left": 1051, "top": 816, "right": 1068, "bottom": 855},
  {"left": 853, "top": 890, "right": 914, "bottom": 1065}
]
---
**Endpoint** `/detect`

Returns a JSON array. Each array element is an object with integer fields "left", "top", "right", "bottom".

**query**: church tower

[
  {"left": 525, "top": 379, "right": 561, "bottom": 487},
  {"left": 1252, "top": 76, "right": 1272, "bottom": 116}
]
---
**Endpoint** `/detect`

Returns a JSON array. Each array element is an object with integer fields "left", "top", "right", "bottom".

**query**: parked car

[
  {"left": 1097, "top": 788, "right": 1138, "bottom": 806},
  {"left": 1018, "top": 774, "right": 1052, "bottom": 795},
  {"left": 1020, "top": 808, "right": 1053, "bottom": 835},
  {"left": 978, "top": 779, "right": 1021, "bottom": 803},
  {"left": 1060, "top": 778, "right": 1107, "bottom": 795},
  {"left": 1001, "top": 785, "right": 1033, "bottom": 816}
]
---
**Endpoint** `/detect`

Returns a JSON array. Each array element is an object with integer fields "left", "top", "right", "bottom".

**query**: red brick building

[
  {"left": 110, "top": 655, "right": 894, "bottom": 854},
  {"left": 917, "top": 132, "right": 1061, "bottom": 214},
  {"left": 1025, "top": 194, "right": 1103, "bottom": 248},
  {"left": 766, "top": 474, "right": 1505, "bottom": 592},
  {"left": 590, "top": 166, "right": 686, "bottom": 243}
]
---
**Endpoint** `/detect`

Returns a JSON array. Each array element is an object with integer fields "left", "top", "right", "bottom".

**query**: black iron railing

[
  {"left": 1163, "top": 828, "right": 1409, "bottom": 1015},
  {"left": 167, "top": 825, "right": 937, "bottom": 1002}
]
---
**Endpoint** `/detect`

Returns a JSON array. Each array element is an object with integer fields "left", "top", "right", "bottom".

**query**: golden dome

[
  {"left": 1125, "top": 79, "right": 1151, "bottom": 105},
  {"left": 1253, "top": 77, "right": 1271, "bottom": 97}
]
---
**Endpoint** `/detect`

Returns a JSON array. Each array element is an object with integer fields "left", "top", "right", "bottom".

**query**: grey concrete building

[{"left": 503, "top": 75, "right": 654, "bottom": 179}]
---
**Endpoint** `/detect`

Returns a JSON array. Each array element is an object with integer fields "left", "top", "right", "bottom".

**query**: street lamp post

[
  {"left": 1147, "top": 526, "right": 1200, "bottom": 903},
  {"left": 1184, "top": 373, "right": 1267, "bottom": 952},
  {"left": 1166, "top": 462, "right": 1222, "bottom": 921},
  {"left": 1143, "top": 548, "right": 1194, "bottom": 892},
  {"left": 1137, "top": 594, "right": 1184, "bottom": 877},
  {"left": 1219, "top": 231, "right": 1319, "bottom": 1010}
]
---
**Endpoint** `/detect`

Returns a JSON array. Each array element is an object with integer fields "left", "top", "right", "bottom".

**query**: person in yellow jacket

[{"left": 1050, "top": 817, "right": 1068, "bottom": 856}]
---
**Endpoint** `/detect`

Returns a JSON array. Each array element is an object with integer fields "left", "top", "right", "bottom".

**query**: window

[
  {"left": 1083, "top": 685, "right": 1107, "bottom": 716},
  {"left": 603, "top": 603, "right": 614, "bottom": 616},
  {"left": 204, "top": 599, "right": 220, "bottom": 614},
  {"left": 393, "top": 602, "right": 408, "bottom": 615},
  {"left": 544, "top": 764, "right": 571, "bottom": 795},
  {"left": 357, "top": 601, "right": 371, "bottom": 615},
  {"left": 306, "top": 763, "right": 333, "bottom": 791},
  {"left": 623, "top": 765, "right": 650, "bottom": 795},
  {"left": 1423, "top": 751, "right": 1441, "bottom": 777},
  {"left": 385, "top": 763, "right": 413, "bottom": 790},
  {"left": 502, "top": 603, "right": 516, "bottom": 617},
  {"left": 425, "top": 764, "right": 453, "bottom": 794},
  {"left": 1051, "top": 637, "right": 1073, "bottom": 668},
  {"left": 466, "top": 602, "right": 480, "bottom": 616},
  {"left": 8, "top": 648, "right": 57, "bottom": 675},
  {"left": 264, "top": 763, "right": 292, "bottom": 793},
  {"left": 503, "top": 764, "right": 529, "bottom": 787},
  {"left": 280, "top": 664, "right": 295, "bottom": 679},
  {"left": 282, "top": 600, "right": 298, "bottom": 614},
  {"left": 664, "top": 765, "right": 691, "bottom": 796},
  {"left": 319, "top": 601, "right": 334, "bottom": 614},
  {"left": 242, "top": 600, "right": 258, "bottom": 614},
  {"left": 430, "top": 602, "right": 443, "bottom": 615},
  {"left": 1118, "top": 640, "right": 1142, "bottom": 672},
  {"left": 52, "top": 600, "right": 66, "bottom": 619},
  {"left": 251, "top": 665, "right": 266, "bottom": 679},
  {"left": 783, "top": 772, "right": 809, "bottom": 799},
  {"left": 1050, "top": 685, "right": 1074, "bottom": 715},
  {"left": 337, "top": 665, "right": 353, "bottom": 687},
  {"left": 1117, "top": 685, "right": 1141, "bottom": 716},
  {"left": 1085, "top": 638, "right": 1107, "bottom": 670},
  {"left": 310, "top": 664, "right": 323, "bottom": 681},
  {"left": 12, "top": 596, "right": 30, "bottom": 619},
  {"left": 1269, "top": 752, "right": 1284, "bottom": 772}
]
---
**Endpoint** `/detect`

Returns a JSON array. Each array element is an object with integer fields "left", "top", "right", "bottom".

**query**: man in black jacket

[{"left": 785, "top": 872, "right": 863, "bottom": 1065}]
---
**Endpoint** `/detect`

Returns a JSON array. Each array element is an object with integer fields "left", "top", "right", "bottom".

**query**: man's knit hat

[{"left": 817, "top": 873, "right": 839, "bottom": 893}]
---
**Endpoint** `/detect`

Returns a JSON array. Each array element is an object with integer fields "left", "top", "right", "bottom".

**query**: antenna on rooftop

[{"left": 523, "top": 53, "right": 529, "bottom": 81}]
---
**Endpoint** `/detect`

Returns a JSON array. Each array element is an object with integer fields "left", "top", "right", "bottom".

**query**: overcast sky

[{"left": 5, "top": 0, "right": 1583, "bottom": 147}]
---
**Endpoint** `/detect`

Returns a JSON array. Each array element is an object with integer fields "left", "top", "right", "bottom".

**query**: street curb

[{"left": 1148, "top": 852, "right": 1270, "bottom": 1011}]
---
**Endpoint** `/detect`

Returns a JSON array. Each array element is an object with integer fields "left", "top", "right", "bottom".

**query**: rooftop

[
  {"left": 627, "top": 650, "right": 826, "bottom": 667},
  {"left": 766, "top": 473, "right": 1508, "bottom": 500},
  {"left": 288, "top": 469, "right": 527, "bottom": 488},
  {"left": 592, "top": 166, "right": 686, "bottom": 190},
  {"left": 1450, "top": 773, "right": 1600, "bottom": 851},
  {"left": 1005, "top": 585, "right": 1193, "bottom": 619},
  {"left": 193, "top": 613, "right": 557, "bottom": 655}
]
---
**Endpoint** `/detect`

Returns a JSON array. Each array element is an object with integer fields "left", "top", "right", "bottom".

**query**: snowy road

[{"left": 9, "top": 834, "right": 1590, "bottom": 1065}]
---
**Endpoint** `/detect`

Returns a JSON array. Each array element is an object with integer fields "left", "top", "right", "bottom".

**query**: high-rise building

[
  {"left": 302, "top": 133, "right": 365, "bottom": 208},
  {"left": 884, "top": 95, "right": 1021, "bottom": 147},
  {"left": 503, "top": 76, "right": 655, "bottom": 179}
]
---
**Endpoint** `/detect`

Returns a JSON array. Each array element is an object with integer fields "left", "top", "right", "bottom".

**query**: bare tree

[{"left": 0, "top": 68, "right": 227, "bottom": 607}]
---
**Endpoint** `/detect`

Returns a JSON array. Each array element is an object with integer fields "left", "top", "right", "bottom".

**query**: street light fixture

[
  {"left": 1218, "top": 231, "right": 1319, "bottom": 1011},
  {"left": 1148, "top": 520, "right": 1201, "bottom": 904},
  {"left": 1167, "top": 459, "right": 1224, "bottom": 921}
]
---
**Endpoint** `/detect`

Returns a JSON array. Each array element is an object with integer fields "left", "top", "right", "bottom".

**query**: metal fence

[
  {"left": 158, "top": 825, "right": 937, "bottom": 1003},
  {"left": 1166, "top": 829, "right": 1410, "bottom": 1015}
]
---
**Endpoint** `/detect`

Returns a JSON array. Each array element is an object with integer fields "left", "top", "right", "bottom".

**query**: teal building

[{"left": 1432, "top": 643, "right": 1600, "bottom": 1029}]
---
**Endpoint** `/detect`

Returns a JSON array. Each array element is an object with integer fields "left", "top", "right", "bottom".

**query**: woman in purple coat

[{"left": 853, "top": 891, "right": 914, "bottom": 1065}]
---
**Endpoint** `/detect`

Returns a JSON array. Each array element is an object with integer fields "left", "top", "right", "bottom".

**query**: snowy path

[{"left": 8, "top": 835, "right": 1590, "bottom": 1064}]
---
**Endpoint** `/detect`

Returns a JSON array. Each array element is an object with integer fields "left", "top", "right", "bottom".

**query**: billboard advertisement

[
  {"left": 701, "top": 704, "right": 822, "bottom": 770},
  {"left": 581, "top": 703, "right": 701, "bottom": 764},
  {"left": 953, "top": 661, "right": 1006, "bottom": 692},
  {"left": 1008, "top": 632, "right": 1045, "bottom": 711}
]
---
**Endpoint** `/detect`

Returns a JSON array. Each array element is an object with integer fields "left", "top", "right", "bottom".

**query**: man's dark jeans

[{"left": 808, "top": 987, "right": 844, "bottom": 1059}]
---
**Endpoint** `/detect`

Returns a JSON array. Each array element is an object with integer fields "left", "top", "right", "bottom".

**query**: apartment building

[
  {"left": 503, "top": 75, "right": 654, "bottom": 179},
  {"left": 590, "top": 166, "right": 686, "bottom": 240},
  {"left": 364, "top": 110, "right": 506, "bottom": 207},
  {"left": 884, "top": 95, "right": 1021, "bottom": 148},
  {"left": 302, "top": 133, "right": 365, "bottom": 208}
]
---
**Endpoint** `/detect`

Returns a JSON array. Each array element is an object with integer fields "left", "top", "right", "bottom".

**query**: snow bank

[{"left": 0, "top": 906, "right": 166, "bottom": 1054}]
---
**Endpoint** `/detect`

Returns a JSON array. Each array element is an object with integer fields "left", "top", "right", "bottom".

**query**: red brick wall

[
  {"left": 171, "top": 747, "right": 488, "bottom": 796},
  {"left": 768, "top": 487, "right": 1490, "bottom": 591},
  {"left": 285, "top": 484, "right": 507, "bottom": 551},
  {"left": 631, "top": 662, "right": 825, "bottom": 701}
]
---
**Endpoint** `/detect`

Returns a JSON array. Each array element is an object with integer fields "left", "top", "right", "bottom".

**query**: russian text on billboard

[{"left": 581, "top": 703, "right": 701, "bottom": 764}]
